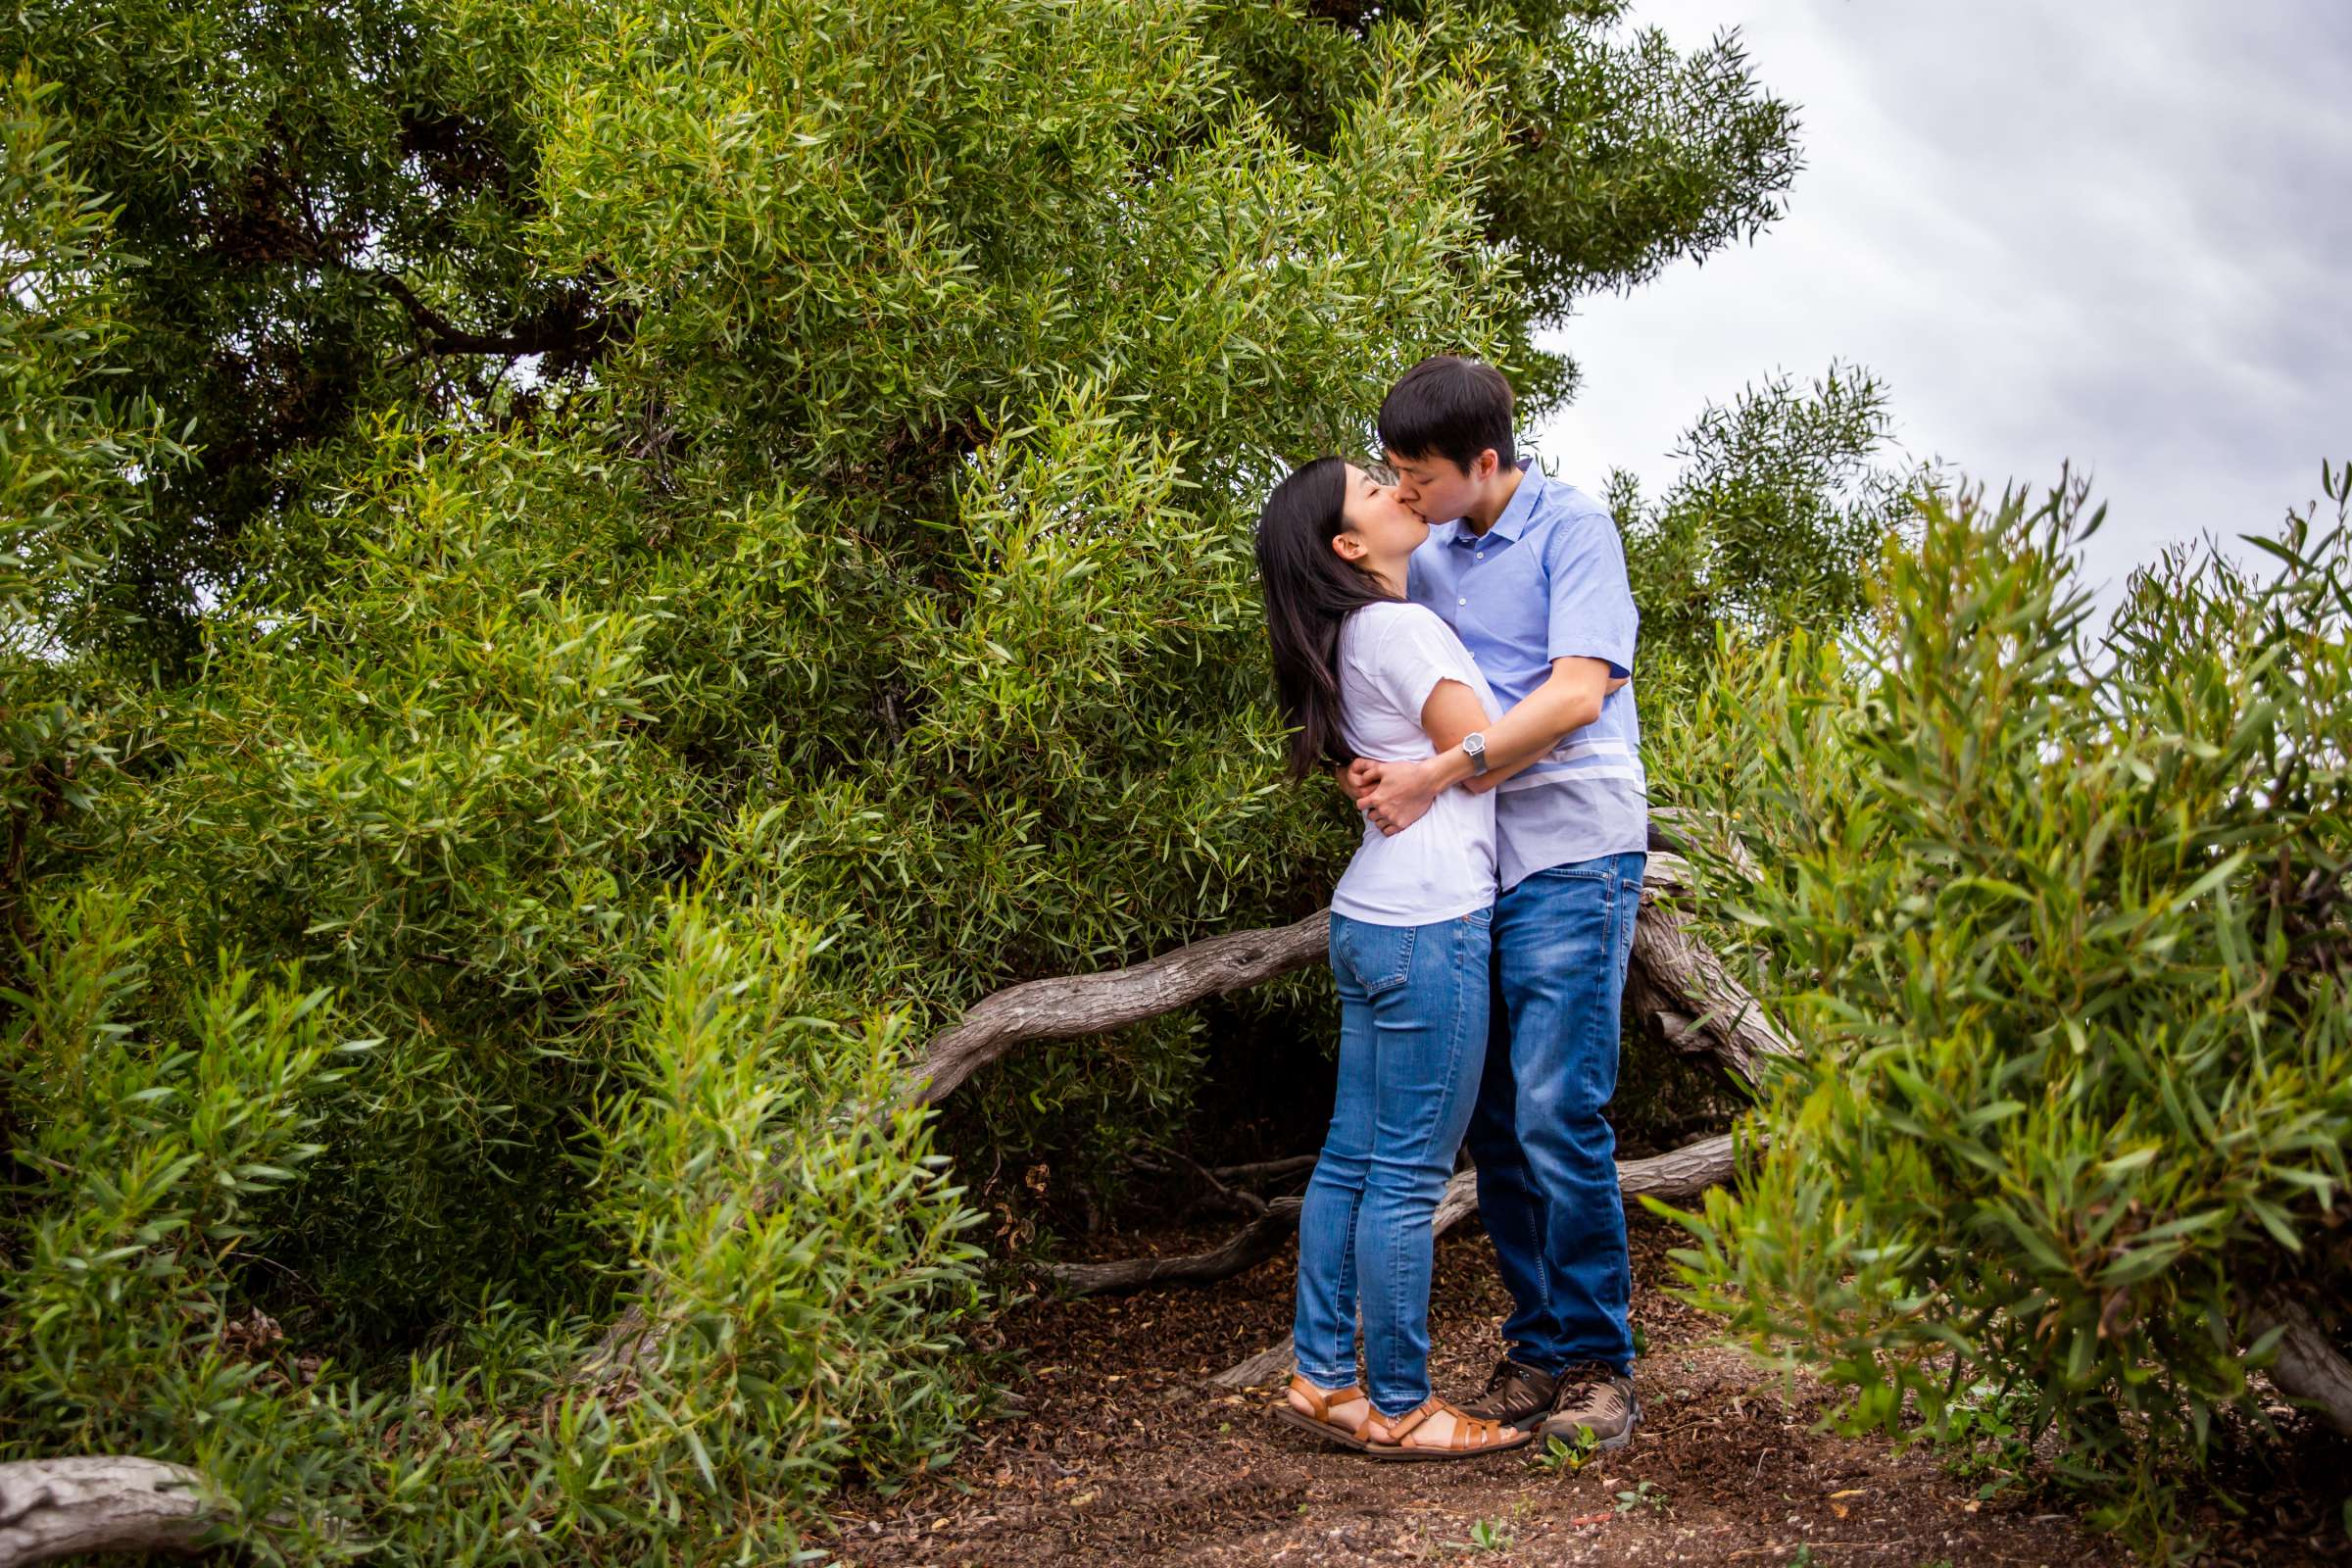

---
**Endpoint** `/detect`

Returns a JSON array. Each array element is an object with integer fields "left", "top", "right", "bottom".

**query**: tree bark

[
  {"left": 1205, "top": 1135, "right": 1740, "bottom": 1389},
  {"left": 0, "top": 1457, "right": 220, "bottom": 1566},
  {"left": 2249, "top": 1293, "right": 2352, "bottom": 1438},
  {"left": 911, "top": 855, "right": 1787, "bottom": 1108},
  {"left": 908, "top": 911, "right": 1331, "bottom": 1106},
  {"left": 1630, "top": 855, "right": 1795, "bottom": 1088}
]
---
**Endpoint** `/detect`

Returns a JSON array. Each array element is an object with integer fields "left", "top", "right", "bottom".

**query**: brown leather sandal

[
  {"left": 1362, "top": 1396, "right": 1532, "bottom": 1461},
  {"left": 1274, "top": 1374, "right": 1377, "bottom": 1451}
]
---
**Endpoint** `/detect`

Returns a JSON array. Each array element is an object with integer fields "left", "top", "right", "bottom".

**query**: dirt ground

[{"left": 828, "top": 1214, "right": 2349, "bottom": 1568}]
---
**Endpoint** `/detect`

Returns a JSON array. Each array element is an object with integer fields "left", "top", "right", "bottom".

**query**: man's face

[{"left": 1385, "top": 449, "right": 1485, "bottom": 524}]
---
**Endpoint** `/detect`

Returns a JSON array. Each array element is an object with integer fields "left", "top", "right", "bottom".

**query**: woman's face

[{"left": 1334, "top": 464, "right": 1429, "bottom": 569}]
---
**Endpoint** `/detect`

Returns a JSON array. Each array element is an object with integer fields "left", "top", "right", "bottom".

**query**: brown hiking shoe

[
  {"left": 1539, "top": 1362, "right": 1641, "bottom": 1450},
  {"left": 1457, "top": 1357, "right": 1560, "bottom": 1427}
]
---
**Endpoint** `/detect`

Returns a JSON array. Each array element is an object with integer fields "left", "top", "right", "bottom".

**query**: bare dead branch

[
  {"left": 1634, "top": 856, "right": 1795, "bottom": 1088},
  {"left": 1212, "top": 1153, "right": 1320, "bottom": 1188},
  {"left": 1042, "top": 1198, "right": 1303, "bottom": 1296}
]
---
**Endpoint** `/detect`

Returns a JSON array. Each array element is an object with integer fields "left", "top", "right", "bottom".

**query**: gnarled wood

[
  {"left": 913, "top": 854, "right": 1787, "bottom": 1108},
  {"left": 1206, "top": 1134, "right": 1742, "bottom": 1388},
  {"left": 909, "top": 911, "right": 1331, "bottom": 1106},
  {"left": 0, "top": 1457, "right": 220, "bottom": 1566},
  {"left": 2249, "top": 1294, "right": 2352, "bottom": 1437},
  {"left": 1632, "top": 855, "right": 1794, "bottom": 1088}
]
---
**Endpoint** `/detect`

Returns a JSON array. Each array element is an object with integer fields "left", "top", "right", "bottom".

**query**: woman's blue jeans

[{"left": 1293, "top": 907, "right": 1492, "bottom": 1417}]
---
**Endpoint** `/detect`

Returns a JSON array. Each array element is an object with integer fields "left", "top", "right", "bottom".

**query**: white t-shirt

[{"left": 1329, "top": 600, "right": 1502, "bottom": 926}]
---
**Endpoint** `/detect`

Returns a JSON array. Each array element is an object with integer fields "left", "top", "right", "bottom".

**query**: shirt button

[
  {"left": 1457, "top": 597, "right": 1467, "bottom": 606},
  {"left": 1476, "top": 553, "right": 1484, "bottom": 561}
]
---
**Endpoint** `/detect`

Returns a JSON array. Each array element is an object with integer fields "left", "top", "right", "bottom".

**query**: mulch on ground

[{"left": 829, "top": 1214, "right": 2348, "bottom": 1567}]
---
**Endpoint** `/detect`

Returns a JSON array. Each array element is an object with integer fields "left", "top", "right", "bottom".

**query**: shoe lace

[{"left": 1480, "top": 1357, "right": 1532, "bottom": 1396}]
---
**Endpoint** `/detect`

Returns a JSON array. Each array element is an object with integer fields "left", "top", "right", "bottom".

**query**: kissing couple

[{"left": 1253, "top": 355, "right": 1646, "bottom": 1460}]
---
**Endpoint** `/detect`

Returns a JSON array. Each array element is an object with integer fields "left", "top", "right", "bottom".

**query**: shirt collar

[
  {"left": 1484, "top": 464, "right": 1544, "bottom": 544},
  {"left": 1442, "top": 463, "right": 1543, "bottom": 546}
]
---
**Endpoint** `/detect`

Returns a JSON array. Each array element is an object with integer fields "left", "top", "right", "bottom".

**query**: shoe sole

[
  {"left": 1538, "top": 1404, "right": 1642, "bottom": 1451},
  {"left": 1363, "top": 1426, "right": 1536, "bottom": 1462},
  {"left": 1272, "top": 1403, "right": 1376, "bottom": 1452}
]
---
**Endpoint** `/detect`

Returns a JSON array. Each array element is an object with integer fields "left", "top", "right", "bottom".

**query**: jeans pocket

[{"left": 1332, "top": 917, "right": 1417, "bottom": 996}]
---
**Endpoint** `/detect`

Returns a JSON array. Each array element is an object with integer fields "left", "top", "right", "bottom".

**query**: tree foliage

[
  {"left": 1672, "top": 466, "right": 2352, "bottom": 1553},
  {"left": 1615, "top": 364, "right": 1921, "bottom": 692},
  {"left": 0, "top": 0, "right": 1842, "bottom": 1556}
]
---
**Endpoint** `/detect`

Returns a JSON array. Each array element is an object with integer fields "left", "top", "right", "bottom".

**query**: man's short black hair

[{"left": 1378, "top": 355, "right": 1516, "bottom": 474}]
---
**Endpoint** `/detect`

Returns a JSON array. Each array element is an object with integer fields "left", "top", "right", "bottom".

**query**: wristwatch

[{"left": 1462, "top": 732, "right": 1490, "bottom": 775}]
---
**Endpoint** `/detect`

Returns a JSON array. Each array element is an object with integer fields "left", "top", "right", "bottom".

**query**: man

[{"left": 1348, "top": 354, "right": 1646, "bottom": 1450}]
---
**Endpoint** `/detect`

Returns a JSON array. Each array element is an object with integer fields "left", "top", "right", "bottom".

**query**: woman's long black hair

[{"left": 1253, "top": 457, "right": 1399, "bottom": 779}]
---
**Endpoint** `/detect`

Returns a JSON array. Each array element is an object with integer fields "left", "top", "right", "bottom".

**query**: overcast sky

[{"left": 1535, "top": 0, "right": 2352, "bottom": 603}]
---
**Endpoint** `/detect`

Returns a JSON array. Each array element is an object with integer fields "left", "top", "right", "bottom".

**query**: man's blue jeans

[
  {"left": 1467, "top": 851, "right": 1645, "bottom": 1377},
  {"left": 1294, "top": 907, "right": 1492, "bottom": 1417}
]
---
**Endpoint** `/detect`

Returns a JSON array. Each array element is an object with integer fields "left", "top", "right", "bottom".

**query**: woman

[{"left": 1253, "top": 457, "right": 1530, "bottom": 1460}]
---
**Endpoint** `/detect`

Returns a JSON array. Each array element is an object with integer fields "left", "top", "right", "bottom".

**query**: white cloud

[{"left": 1536, "top": 0, "right": 2352, "bottom": 602}]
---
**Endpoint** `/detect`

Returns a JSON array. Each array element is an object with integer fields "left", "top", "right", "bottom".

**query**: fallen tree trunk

[
  {"left": 1205, "top": 1135, "right": 1740, "bottom": 1389},
  {"left": 1051, "top": 1136, "right": 1740, "bottom": 1299},
  {"left": 0, "top": 1457, "right": 220, "bottom": 1567},
  {"left": 912, "top": 854, "right": 1782, "bottom": 1108}
]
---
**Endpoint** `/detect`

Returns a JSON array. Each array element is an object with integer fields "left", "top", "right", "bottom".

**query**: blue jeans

[
  {"left": 1294, "top": 907, "right": 1492, "bottom": 1417},
  {"left": 1468, "top": 852, "right": 1645, "bottom": 1377}
]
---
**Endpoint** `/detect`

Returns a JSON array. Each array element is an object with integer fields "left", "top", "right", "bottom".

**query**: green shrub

[{"left": 1673, "top": 468, "right": 2352, "bottom": 1553}]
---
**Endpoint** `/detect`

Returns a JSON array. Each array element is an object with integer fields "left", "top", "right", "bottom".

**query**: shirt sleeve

[
  {"left": 1543, "top": 508, "right": 1638, "bottom": 677},
  {"left": 1362, "top": 607, "right": 1489, "bottom": 726}
]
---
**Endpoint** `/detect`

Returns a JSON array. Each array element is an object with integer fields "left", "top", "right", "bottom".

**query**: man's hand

[
  {"left": 1342, "top": 758, "right": 1382, "bottom": 807},
  {"left": 1359, "top": 756, "right": 1442, "bottom": 837}
]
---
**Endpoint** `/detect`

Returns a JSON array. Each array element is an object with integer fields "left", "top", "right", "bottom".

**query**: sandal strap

[
  {"left": 1451, "top": 1412, "right": 1501, "bottom": 1449},
  {"left": 1371, "top": 1398, "right": 1438, "bottom": 1444},
  {"left": 1372, "top": 1396, "right": 1514, "bottom": 1451},
  {"left": 1287, "top": 1375, "right": 1364, "bottom": 1421}
]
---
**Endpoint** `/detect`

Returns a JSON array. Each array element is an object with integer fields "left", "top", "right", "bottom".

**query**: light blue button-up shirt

[{"left": 1406, "top": 466, "right": 1647, "bottom": 889}]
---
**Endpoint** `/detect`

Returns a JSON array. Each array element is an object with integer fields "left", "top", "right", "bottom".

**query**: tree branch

[
  {"left": 2249, "top": 1293, "right": 2352, "bottom": 1438},
  {"left": 907, "top": 911, "right": 1331, "bottom": 1105},
  {"left": 1633, "top": 855, "right": 1795, "bottom": 1088},
  {"left": 0, "top": 1457, "right": 220, "bottom": 1566},
  {"left": 1043, "top": 1197, "right": 1303, "bottom": 1296}
]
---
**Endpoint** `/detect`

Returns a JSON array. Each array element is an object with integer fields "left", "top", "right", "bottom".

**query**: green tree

[
  {"left": 1615, "top": 363, "right": 1923, "bottom": 694},
  {"left": 0, "top": 1, "right": 1882, "bottom": 1558}
]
